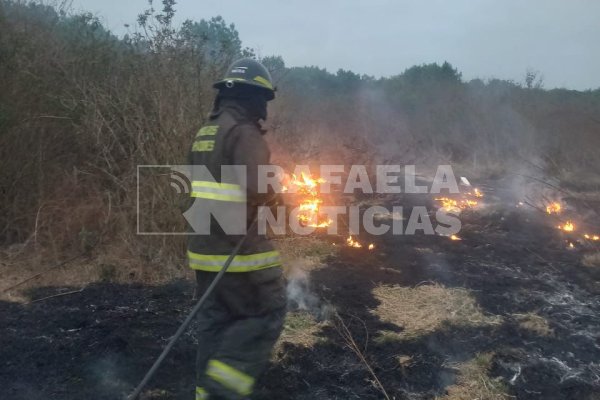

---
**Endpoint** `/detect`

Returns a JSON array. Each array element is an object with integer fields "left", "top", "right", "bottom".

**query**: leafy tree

[
  {"left": 524, "top": 68, "right": 544, "bottom": 89},
  {"left": 261, "top": 55, "right": 286, "bottom": 83}
]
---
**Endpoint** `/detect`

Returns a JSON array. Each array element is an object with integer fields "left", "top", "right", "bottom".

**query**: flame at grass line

[
  {"left": 346, "top": 235, "right": 375, "bottom": 250},
  {"left": 546, "top": 202, "right": 562, "bottom": 215},
  {"left": 435, "top": 187, "right": 483, "bottom": 213},
  {"left": 282, "top": 172, "right": 332, "bottom": 228},
  {"left": 552, "top": 215, "right": 600, "bottom": 246},
  {"left": 558, "top": 221, "right": 575, "bottom": 232},
  {"left": 346, "top": 235, "right": 362, "bottom": 248},
  {"left": 544, "top": 203, "right": 600, "bottom": 244},
  {"left": 283, "top": 172, "right": 326, "bottom": 193},
  {"left": 434, "top": 187, "right": 599, "bottom": 250},
  {"left": 434, "top": 197, "right": 478, "bottom": 213},
  {"left": 432, "top": 186, "right": 483, "bottom": 241}
]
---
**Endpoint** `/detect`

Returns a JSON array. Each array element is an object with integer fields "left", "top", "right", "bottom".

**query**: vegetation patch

[
  {"left": 274, "top": 237, "right": 336, "bottom": 273},
  {"left": 273, "top": 311, "right": 329, "bottom": 364},
  {"left": 439, "top": 353, "right": 512, "bottom": 400},
  {"left": 372, "top": 283, "right": 502, "bottom": 342},
  {"left": 513, "top": 312, "right": 554, "bottom": 337},
  {"left": 582, "top": 252, "right": 600, "bottom": 268}
]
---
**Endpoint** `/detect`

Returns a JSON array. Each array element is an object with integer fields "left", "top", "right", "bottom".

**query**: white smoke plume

[{"left": 286, "top": 260, "right": 334, "bottom": 321}]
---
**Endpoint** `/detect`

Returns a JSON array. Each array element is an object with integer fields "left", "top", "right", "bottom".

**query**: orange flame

[
  {"left": 450, "top": 234, "right": 462, "bottom": 241},
  {"left": 345, "top": 236, "right": 375, "bottom": 250},
  {"left": 289, "top": 172, "right": 326, "bottom": 194},
  {"left": 435, "top": 197, "right": 478, "bottom": 212},
  {"left": 558, "top": 221, "right": 575, "bottom": 232},
  {"left": 464, "top": 199, "right": 478, "bottom": 207},
  {"left": 346, "top": 235, "right": 362, "bottom": 248},
  {"left": 546, "top": 202, "right": 562, "bottom": 215},
  {"left": 435, "top": 197, "right": 459, "bottom": 211},
  {"left": 284, "top": 172, "right": 331, "bottom": 228}
]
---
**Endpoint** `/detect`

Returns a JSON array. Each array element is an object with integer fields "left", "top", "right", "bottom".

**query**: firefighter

[{"left": 187, "top": 58, "right": 286, "bottom": 400}]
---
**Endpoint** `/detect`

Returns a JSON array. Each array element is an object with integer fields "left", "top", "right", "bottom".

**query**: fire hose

[{"left": 127, "top": 217, "right": 259, "bottom": 400}]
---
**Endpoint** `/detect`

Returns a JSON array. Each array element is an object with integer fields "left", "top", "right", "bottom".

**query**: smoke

[
  {"left": 87, "top": 355, "right": 131, "bottom": 398},
  {"left": 286, "top": 260, "right": 334, "bottom": 321},
  {"left": 506, "top": 163, "right": 567, "bottom": 210},
  {"left": 422, "top": 252, "right": 453, "bottom": 285}
]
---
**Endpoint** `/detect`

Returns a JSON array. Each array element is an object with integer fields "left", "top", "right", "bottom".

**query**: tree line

[{"left": 1, "top": 0, "right": 599, "bottom": 278}]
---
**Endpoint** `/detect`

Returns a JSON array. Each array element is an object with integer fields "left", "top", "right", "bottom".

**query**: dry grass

[
  {"left": 273, "top": 237, "right": 335, "bottom": 354},
  {"left": 557, "top": 170, "right": 600, "bottom": 193},
  {"left": 582, "top": 252, "right": 600, "bottom": 268},
  {"left": 453, "top": 160, "right": 512, "bottom": 182},
  {"left": 277, "top": 311, "right": 328, "bottom": 349},
  {"left": 513, "top": 312, "right": 554, "bottom": 336},
  {"left": 273, "top": 236, "right": 336, "bottom": 274},
  {"left": 0, "top": 234, "right": 331, "bottom": 303},
  {"left": 371, "top": 284, "right": 510, "bottom": 398},
  {"left": 273, "top": 311, "right": 330, "bottom": 365},
  {"left": 0, "top": 248, "right": 92, "bottom": 302},
  {"left": 439, "top": 353, "right": 513, "bottom": 400},
  {"left": 372, "top": 283, "right": 502, "bottom": 342},
  {"left": 0, "top": 240, "right": 193, "bottom": 303}
]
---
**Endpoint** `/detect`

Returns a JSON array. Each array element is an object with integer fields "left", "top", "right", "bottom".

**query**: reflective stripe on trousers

[
  {"left": 188, "top": 250, "right": 281, "bottom": 272},
  {"left": 196, "top": 386, "right": 208, "bottom": 400},
  {"left": 191, "top": 180, "right": 246, "bottom": 202},
  {"left": 206, "top": 359, "right": 255, "bottom": 397}
]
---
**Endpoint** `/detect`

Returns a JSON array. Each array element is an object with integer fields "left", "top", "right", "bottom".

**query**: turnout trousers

[{"left": 194, "top": 267, "right": 286, "bottom": 400}]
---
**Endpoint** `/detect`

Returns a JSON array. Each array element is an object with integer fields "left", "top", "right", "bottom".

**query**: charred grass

[
  {"left": 2, "top": 192, "right": 600, "bottom": 399},
  {"left": 260, "top": 194, "right": 600, "bottom": 399}
]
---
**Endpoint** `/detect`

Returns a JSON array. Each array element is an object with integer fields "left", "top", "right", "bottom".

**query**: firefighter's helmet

[{"left": 213, "top": 58, "right": 276, "bottom": 100}]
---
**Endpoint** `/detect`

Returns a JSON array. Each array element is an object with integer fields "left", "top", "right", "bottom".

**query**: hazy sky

[{"left": 70, "top": 0, "right": 600, "bottom": 90}]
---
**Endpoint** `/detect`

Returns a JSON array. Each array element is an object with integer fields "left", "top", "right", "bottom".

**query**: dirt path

[{"left": 2, "top": 189, "right": 600, "bottom": 399}]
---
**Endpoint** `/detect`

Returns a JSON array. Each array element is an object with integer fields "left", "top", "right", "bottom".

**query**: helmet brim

[{"left": 213, "top": 80, "right": 276, "bottom": 101}]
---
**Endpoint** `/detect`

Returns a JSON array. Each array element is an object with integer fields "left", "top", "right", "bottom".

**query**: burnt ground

[{"left": 2, "top": 183, "right": 600, "bottom": 400}]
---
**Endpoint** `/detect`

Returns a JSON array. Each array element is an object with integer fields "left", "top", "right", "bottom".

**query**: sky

[{"left": 69, "top": 0, "right": 600, "bottom": 90}]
